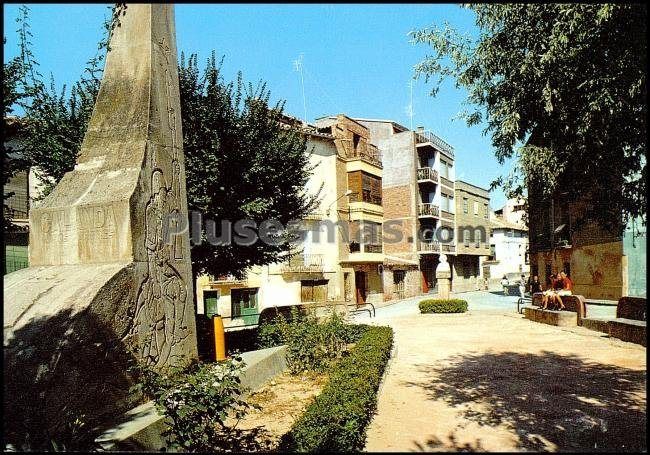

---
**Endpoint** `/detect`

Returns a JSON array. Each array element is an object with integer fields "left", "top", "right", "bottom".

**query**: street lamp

[{"left": 326, "top": 190, "right": 356, "bottom": 217}]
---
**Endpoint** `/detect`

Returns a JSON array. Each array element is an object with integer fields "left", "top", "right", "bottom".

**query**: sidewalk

[{"left": 363, "top": 294, "right": 646, "bottom": 452}]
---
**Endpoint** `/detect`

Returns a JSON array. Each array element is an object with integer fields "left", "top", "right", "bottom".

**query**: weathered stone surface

[
  {"left": 4, "top": 4, "right": 197, "bottom": 447},
  {"left": 435, "top": 253, "right": 451, "bottom": 299},
  {"left": 524, "top": 306, "right": 578, "bottom": 327},
  {"left": 608, "top": 319, "right": 647, "bottom": 346}
]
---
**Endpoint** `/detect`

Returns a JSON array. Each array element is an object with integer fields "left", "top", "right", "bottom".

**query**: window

[
  {"left": 348, "top": 171, "right": 382, "bottom": 205},
  {"left": 474, "top": 201, "right": 479, "bottom": 216},
  {"left": 301, "top": 279, "right": 329, "bottom": 302},
  {"left": 231, "top": 288, "right": 258, "bottom": 318},
  {"left": 463, "top": 197, "right": 468, "bottom": 213},
  {"left": 441, "top": 193, "right": 451, "bottom": 212},
  {"left": 484, "top": 203, "right": 489, "bottom": 219},
  {"left": 440, "top": 159, "right": 449, "bottom": 178}
]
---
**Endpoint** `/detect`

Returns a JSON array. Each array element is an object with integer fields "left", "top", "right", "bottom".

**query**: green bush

[
  {"left": 130, "top": 357, "right": 258, "bottom": 452},
  {"left": 280, "top": 325, "right": 394, "bottom": 452},
  {"left": 418, "top": 298, "right": 468, "bottom": 313},
  {"left": 257, "top": 307, "right": 367, "bottom": 374}
]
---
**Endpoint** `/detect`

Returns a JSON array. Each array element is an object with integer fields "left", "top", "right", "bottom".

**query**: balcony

[
  {"left": 417, "top": 167, "right": 439, "bottom": 183},
  {"left": 281, "top": 254, "right": 324, "bottom": 273},
  {"left": 419, "top": 240, "right": 440, "bottom": 253},
  {"left": 415, "top": 130, "right": 455, "bottom": 158},
  {"left": 418, "top": 240, "right": 456, "bottom": 254},
  {"left": 418, "top": 202, "right": 440, "bottom": 218},
  {"left": 441, "top": 243, "right": 456, "bottom": 253},
  {"left": 339, "top": 139, "right": 382, "bottom": 167},
  {"left": 349, "top": 191, "right": 382, "bottom": 206},
  {"left": 364, "top": 244, "right": 383, "bottom": 253}
]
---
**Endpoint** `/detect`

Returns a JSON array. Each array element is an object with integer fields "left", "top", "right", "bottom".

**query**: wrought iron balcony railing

[
  {"left": 415, "top": 130, "right": 455, "bottom": 158},
  {"left": 281, "top": 253, "right": 324, "bottom": 272},
  {"left": 418, "top": 202, "right": 440, "bottom": 217},
  {"left": 349, "top": 191, "right": 382, "bottom": 206},
  {"left": 364, "top": 244, "right": 383, "bottom": 253},
  {"left": 339, "top": 139, "right": 382, "bottom": 167},
  {"left": 417, "top": 167, "right": 439, "bottom": 182}
]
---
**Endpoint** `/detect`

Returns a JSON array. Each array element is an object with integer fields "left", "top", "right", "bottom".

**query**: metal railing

[
  {"left": 417, "top": 167, "right": 439, "bottom": 182},
  {"left": 415, "top": 130, "right": 455, "bottom": 158},
  {"left": 441, "top": 243, "right": 456, "bottom": 253},
  {"left": 364, "top": 244, "right": 383, "bottom": 253},
  {"left": 418, "top": 202, "right": 440, "bottom": 217},
  {"left": 339, "top": 139, "right": 382, "bottom": 167},
  {"left": 349, "top": 191, "right": 382, "bottom": 205},
  {"left": 419, "top": 240, "right": 440, "bottom": 253},
  {"left": 281, "top": 253, "right": 324, "bottom": 272}
]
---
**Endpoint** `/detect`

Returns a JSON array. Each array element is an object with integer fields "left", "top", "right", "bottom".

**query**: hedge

[
  {"left": 419, "top": 298, "right": 468, "bottom": 314},
  {"left": 279, "top": 325, "right": 394, "bottom": 452}
]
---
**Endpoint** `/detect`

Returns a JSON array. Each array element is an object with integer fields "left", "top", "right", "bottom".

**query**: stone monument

[
  {"left": 435, "top": 253, "right": 451, "bottom": 299},
  {"left": 3, "top": 4, "right": 197, "bottom": 446}
]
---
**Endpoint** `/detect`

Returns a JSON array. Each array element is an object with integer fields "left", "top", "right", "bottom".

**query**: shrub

[
  {"left": 280, "top": 325, "right": 394, "bottom": 452},
  {"left": 130, "top": 357, "right": 260, "bottom": 452},
  {"left": 257, "top": 307, "right": 364, "bottom": 374},
  {"left": 419, "top": 298, "right": 468, "bottom": 314}
]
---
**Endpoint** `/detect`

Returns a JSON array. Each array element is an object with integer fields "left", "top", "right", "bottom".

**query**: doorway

[{"left": 355, "top": 271, "right": 367, "bottom": 305}]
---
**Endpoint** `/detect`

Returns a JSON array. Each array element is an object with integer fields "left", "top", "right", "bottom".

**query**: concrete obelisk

[{"left": 4, "top": 4, "right": 197, "bottom": 443}]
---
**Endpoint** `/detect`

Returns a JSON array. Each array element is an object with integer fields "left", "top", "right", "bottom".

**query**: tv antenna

[
  {"left": 406, "top": 79, "right": 414, "bottom": 130},
  {"left": 293, "top": 53, "right": 307, "bottom": 124}
]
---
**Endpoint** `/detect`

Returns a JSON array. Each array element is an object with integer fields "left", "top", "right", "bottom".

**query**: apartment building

[
  {"left": 453, "top": 180, "right": 491, "bottom": 292},
  {"left": 196, "top": 114, "right": 385, "bottom": 327},
  {"left": 338, "top": 118, "right": 457, "bottom": 297},
  {"left": 484, "top": 212, "right": 530, "bottom": 285}
]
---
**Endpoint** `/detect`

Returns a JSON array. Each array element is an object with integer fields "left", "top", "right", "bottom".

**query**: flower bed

[{"left": 279, "top": 325, "right": 394, "bottom": 452}]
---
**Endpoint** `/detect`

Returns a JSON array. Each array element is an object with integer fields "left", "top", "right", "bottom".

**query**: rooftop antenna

[
  {"left": 406, "top": 79, "right": 414, "bottom": 130},
  {"left": 293, "top": 53, "right": 307, "bottom": 124}
]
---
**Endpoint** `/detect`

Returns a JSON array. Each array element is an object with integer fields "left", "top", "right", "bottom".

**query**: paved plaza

[{"left": 352, "top": 291, "right": 646, "bottom": 452}]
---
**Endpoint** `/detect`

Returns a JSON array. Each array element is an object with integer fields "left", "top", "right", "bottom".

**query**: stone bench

[
  {"left": 608, "top": 318, "right": 646, "bottom": 346},
  {"left": 531, "top": 293, "right": 587, "bottom": 319},
  {"left": 523, "top": 305, "right": 579, "bottom": 327},
  {"left": 608, "top": 297, "right": 646, "bottom": 346},
  {"left": 572, "top": 297, "right": 646, "bottom": 346}
]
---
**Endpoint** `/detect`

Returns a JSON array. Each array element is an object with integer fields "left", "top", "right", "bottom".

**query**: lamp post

[{"left": 326, "top": 190, "right": 356, "bottom": 217}]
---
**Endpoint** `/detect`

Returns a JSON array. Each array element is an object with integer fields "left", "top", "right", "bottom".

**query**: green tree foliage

[
  {"left": 4, "top": 5, "right": 112, "bottom": 198},
  {"left": 411, "top": 4, "right": 647, "bottom": 230},
  {"left": 179, "top": 53, "right": 318, "bottom": 279}
]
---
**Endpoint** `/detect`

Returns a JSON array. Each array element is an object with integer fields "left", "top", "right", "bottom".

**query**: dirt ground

[
  {"left": 364, "top": 311, "right": 646, "bottom": 452},
  {"left": 235, "top": 371, "right": 328, "bottom": 450}
]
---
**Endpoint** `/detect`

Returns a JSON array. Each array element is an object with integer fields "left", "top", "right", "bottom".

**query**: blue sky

[{"left": 3, "top": 3, "right": 514, "bottom": 208}]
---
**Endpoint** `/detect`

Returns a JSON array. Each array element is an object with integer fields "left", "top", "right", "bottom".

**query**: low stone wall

[
  {"left": 95, "top": 345, "right": 288, "bottom": 451},
  {"left": 523, "top": 306, "right": 578, "bottom": 327},
  {"left": 608, "top": 319, "right": 647, "bottom": 346},
  {"left": 580, "top": 317, "right": 611, "bottom": 334}
]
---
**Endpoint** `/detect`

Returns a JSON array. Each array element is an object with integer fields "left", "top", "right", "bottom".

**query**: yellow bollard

[{"left": 213, "top": 315, "right": 226, "bottom": 361}]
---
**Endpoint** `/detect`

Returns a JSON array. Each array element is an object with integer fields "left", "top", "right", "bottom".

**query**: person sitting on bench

[
  {"left": 542, "top": 274, "right": 557, "bottom": 310},
  {"left": 554, "top": 271, "right": 573, "bottom": 309}
]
